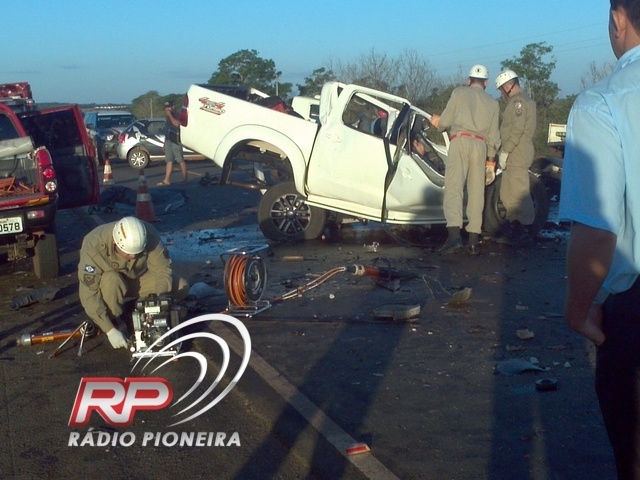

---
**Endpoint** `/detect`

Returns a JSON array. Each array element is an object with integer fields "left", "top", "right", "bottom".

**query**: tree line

[{"left": 130, "top": 45, "right": 613, "bottom": 157}]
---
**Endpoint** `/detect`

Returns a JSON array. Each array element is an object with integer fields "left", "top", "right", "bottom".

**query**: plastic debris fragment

[
  {"left": 496, "top": 358, "right": 547, "bottom": 376},
  {"left": 535, "top": 378, "right": 558, "bottom": 391},
  {"left": 10, "top": 285, "right": 60, "bottom": 310},
  {"left": 346, "top": 443, "right": 371, "bottom": 455},
  {"left": 516, "top": 328, "right": 535, "bottom": 340},
  {"left": 448, "top": 287, "right": 472, "bottom": 305}
]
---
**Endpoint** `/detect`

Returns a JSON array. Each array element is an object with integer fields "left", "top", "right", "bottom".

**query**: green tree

[
  {"left": 546, "top": 94, "right": 576, "bottom": 128},
  {"left": 501, "top": 42, "right": 560, "bottom": 156},
  {"left": 130, "top": 92, "right": 184, "bottom": 119},
  {"left": 130, "top": 91, "right": 163, "bottom": 119},
  {"left": 501, "top": 42, "right": 559, "bottom": 110},
  {"left": 208, "top": 49, "right": 290, "bottom": 98},
  {"left": 297, "top": 67, "right": 336, "bottom": 97}
]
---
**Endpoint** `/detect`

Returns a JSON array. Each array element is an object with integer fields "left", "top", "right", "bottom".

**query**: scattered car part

[
  {"left": 496, "top": 358, "right": 548, "bottom": 376},
  {"left": 535, "top": 378, "right": 558, "bottom": 391},
  {"left": 372, "top": 304, "right": 421, "bottom": 321}
]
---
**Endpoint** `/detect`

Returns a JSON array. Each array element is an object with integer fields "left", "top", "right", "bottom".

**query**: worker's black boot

[
  {"left": 514, "top": 223, "right": 535, "bottom": 246},
  {"left": 495, "top": 221, "right": 515, "bottom": 244},
  {"left": 438, "top": 227, "right": 463, "bottom": 255},
  {"left": 467, "top": 232, "right": 480, "bottom": 256}
]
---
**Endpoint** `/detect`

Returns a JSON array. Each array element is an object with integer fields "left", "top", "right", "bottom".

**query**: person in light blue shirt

[{"left": 559, "top": 1, "right": 640, "bottom": 477}]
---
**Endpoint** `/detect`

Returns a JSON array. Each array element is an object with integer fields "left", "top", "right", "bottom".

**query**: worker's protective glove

[
  {"left": 485, "top": 160, "right": 496, "bottom": 186},
  {"left": 498, "top": 152, "right": 509, "bottom": 169},
  {"left": 107, "top": 328, "right": 128, "bottom": 349}
]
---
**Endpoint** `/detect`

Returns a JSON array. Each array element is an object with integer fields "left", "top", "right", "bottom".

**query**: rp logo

[
  {"left": 69, "top": 378, "right": 172, "bottom": 427},
  {"left": 68, "top": 314, "right": 251, "bottom": 427}
]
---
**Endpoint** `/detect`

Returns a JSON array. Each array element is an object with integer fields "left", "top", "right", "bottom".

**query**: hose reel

[{"left": 221, "top": 245, "right": 271, "bottom": 316}]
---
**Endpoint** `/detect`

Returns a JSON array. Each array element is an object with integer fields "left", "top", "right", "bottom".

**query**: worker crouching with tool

[{"left": 78, "top": 216, "right": 189, "bottom": 349}]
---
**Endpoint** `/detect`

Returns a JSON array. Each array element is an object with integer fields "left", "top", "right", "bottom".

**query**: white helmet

[
  {"left": 468, "top": 64, "right": 489, "bottom": 80},
  {"left": 495, "top": 70, "right": 518, "bottom": 89},
  {"left": 113, "top": 217, "right": 147, "bottom": 255}
]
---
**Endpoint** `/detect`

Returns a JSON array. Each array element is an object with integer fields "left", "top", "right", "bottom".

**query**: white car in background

[{"left": 116, "top": 118, "right": 203, "bottom": 169}]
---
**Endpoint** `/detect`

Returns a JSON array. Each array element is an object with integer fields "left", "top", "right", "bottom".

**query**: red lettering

[{"left": 68, "top": 377, "right": 173, "bottom": 427}]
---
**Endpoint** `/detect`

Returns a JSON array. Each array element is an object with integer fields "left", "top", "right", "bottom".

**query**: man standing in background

[{"left": 157, "top": 100, "right": 188, "bottom": 186}]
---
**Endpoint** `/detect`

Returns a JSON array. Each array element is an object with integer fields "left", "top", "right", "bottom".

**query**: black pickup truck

[{"left": 0, "top": 101, "right": 100, "bottom": 278}]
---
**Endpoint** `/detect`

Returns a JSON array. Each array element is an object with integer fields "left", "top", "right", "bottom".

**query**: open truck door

[{"left": 19, "top": 105, "right": 100, "bottom": 209}]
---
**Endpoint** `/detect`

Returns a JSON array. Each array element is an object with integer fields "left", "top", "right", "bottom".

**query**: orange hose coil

[{"left": 224, "top": 254, "right": 249, "bottom": 307}]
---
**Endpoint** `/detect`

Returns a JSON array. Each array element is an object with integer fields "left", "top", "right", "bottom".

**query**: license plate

[{"left": 0, "top": 216, "right": 24, "bottom": 234}]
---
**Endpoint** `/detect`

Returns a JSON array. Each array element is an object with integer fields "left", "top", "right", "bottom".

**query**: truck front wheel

[
  {"left": 33, "top": 228, "right": 60, "bottom": 279},
  {"left": 258, "top": 182, "right": 326, "bottom": 241},
  {"left": 483, "top": 172, "right": 550, "bottom": 237}
]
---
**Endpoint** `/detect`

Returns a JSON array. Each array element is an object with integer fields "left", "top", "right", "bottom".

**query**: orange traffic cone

[
  {"left": 135, "top": 169, "right": 159, "bottom": 222},
  {"left": 102, "top": 155, "right": 114, "bottom": 186}
]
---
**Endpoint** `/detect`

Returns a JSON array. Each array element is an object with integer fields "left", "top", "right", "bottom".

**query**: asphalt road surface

[{"left": 0, "top": 159, "right": 616, "bottom": 479}]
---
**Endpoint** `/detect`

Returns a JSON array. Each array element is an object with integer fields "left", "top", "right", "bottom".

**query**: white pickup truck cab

[{"left": 179, "top": 82, "right": 548, "bottom": 242}]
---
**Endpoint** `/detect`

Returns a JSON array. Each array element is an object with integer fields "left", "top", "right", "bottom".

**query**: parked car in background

[
  {"left": 116, "top": 118, "right": 203, "bottom": 169},
  {"left": 83, "top": 110, "right": 136, "bottom": 164}
]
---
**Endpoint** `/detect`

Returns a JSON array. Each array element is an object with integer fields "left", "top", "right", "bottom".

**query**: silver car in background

[{"left": 116, "top": 118, "right": 203, "bottom": 169}]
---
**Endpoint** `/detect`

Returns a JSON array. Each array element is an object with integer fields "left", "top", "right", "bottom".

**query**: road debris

[
  {"left": 422, "top": 275, "right": 472, "bottom": 305},
  {"left": 363, "top": 242, "right": 379, "bottom": 252},
  {"left": 346, "top": 443, "right": 371, "bottom": 455},
  {"left": 188, "top": 282, "right": 225, "bottom": 299},
  {"left": 448, "top": 287, "right": 472, "bottom": 305},
  {"left": 281, "top": 255, "right": 305, "bottom": 261},
  {"left": 10, "top": 285, "right": 60, "bottom": 310},
  {"left": 516, "top": 328, "right": 535, "bottom": 340},
  {"left": 164, "top": 192, "right": 186, "bottom": 212},
  {"left": 496, "top": 358, "right": 549, "bottom": 376},
  {"left": 372, "top": 304, "right": 421, "bottom": 321},
  {"left": 535, "top": 378, "right": 558, "bottom": 391}
]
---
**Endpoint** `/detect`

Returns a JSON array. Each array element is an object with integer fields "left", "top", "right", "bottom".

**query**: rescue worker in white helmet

[
  {"left": 494, "top": 69, "right": 537, "bottom": 245},
  {"left": 78, "top": 216, "right": 189, "bottom": 349},
  {"left": 429, "top": 64, "right": 500, "bottom": 255}
]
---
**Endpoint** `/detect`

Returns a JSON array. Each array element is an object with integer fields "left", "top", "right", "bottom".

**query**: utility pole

[{"left": 275, "top": 71, "right": 282, "bottom": 97}]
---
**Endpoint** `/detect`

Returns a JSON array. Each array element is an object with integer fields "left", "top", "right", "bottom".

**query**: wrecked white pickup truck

[{"left": 179, "top": 82, "right": 549, "bottom": 242}]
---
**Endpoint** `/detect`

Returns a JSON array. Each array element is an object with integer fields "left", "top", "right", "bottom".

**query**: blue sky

[{"left": 1, "top": 0, "right": 614, "bottom": 104}]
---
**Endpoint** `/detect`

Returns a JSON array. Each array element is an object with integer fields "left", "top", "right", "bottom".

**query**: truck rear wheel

[
  {"left": 33, "top": 228, "right": 60, "bottom": 279},
  {"left": 483, "top": 172, "right": 550, "bottom": 236},
  {"left": 258, "top": 182, "right": 326, "bottom": 241}
]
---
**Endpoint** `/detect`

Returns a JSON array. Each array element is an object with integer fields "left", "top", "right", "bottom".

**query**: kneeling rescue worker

[{"left": 78, "top": 216, "right": 189, "bottom": 349}]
